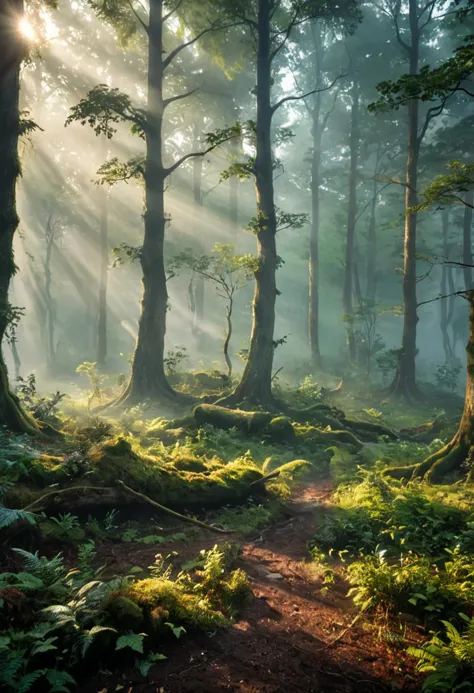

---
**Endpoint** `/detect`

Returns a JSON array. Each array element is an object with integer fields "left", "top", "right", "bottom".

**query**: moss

[
  {"left": 193, "top": 371, "right": 227, "bottom": 389},
  {"left": 22, "top": 455, "right": 65, "bottom": 485},
  {"left": 121, "top": 578, "right": 227, "bottom": 630},
  {"left": 147, "top": 427, "right": 187, "bottom": 445},
  {"left": 194, "top": 404, "right": 273, "bottom": 433},
  {"left": 265, "top": 416, "right": 296, "bottom": 443},
  {"left": 220, "top": 569, "right": 252, "bottom": 611},
  {"left": 89, "top": 437, "right": 262, "bottom": 508},
  {"left": 166, "top": 456, "right": 208, "bottom": 473},
  {"left": 3, "top": 485, "right": 37, "bottom": 509},
  {"left": 106, "top": 595, "right": 145, "bottom": 630}
]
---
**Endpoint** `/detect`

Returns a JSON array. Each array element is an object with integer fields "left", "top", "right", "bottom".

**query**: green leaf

[{"left": 115, "top": 632, "right": 146, "bottom": 653}]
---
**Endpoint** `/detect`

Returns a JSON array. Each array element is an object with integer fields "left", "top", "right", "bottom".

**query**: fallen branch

[
  {"left": 24, "top": 486, "right": 117, "bottom": 512},
  {"left": 117, "top": 481, "right": 236, "bottom": 534},
  {"left": 249, "top": 470, "right": 281, "bottom": 487}
]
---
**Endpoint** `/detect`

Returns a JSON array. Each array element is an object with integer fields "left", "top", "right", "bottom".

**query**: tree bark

[
  {"left": 407, "top": 290, "right": 474, "bottom": 483},
  {"left": 366, "top": 163, "right": 378, "bottom": 300},
  {"left": 440, "top": 209, "right": 453, "bottom": 361},
  {"left": 44, "top": 217, "right": 56, "bottom": 370},
  {"left": 119, "top": 0, "right": 182, "bottom": 405},
  {"left": 308, "top": 25, "right": 322, "bottom": 369},
  {"left": 224, "top": 298, "right": 233, "bottom": 377},
  {"left": 462, "top": 189, "right": 473, "bottom": 291},
  {"left": 231, "top": 0, "right": 278, "bottom": 406},
  {"left": 343, "top": 80, "right": 359, "bottom": 364},
  {"left": 387, "top": 0, "right": 423, "bottom": 401},
  {"left": 229, "top": 135, "right": 241, "bottom": 228},
  {"left": 0, "top": 0, "right": 37, "bottom": 432},
  {"left": 191, "top": 128, "right": 205, "bottom": 341},
  {"left": 97, "top": 146, "right": 109, "bottom": 368}
]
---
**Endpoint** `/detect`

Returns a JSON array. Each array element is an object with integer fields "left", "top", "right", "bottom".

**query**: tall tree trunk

[
  {"left": 343, "top": 80, "right": 359, "bottom": 364},
  {"left": 0, "top": 0, "right": 37, "bottom": 432},
  {"left": 121, "top": 0, "right": 180, "bottom": 405},
  {"left": 191, "top": 129, "right": 205, "bottom": 341},
  {"left": 229, "top": 135, "right": 240, "bottom": 228},
  {"left": 440, "top": 209, "right": 453, "bottom": 362},
  {"left": 366, "top": 170, "right": 378, "bottom": 300},
  {"left": 463, "top": 189, "right": 473, "bottom": 291},
  {"left": 232, "top": 0, "right": 278, "bottom": 406},
  {"left": 97, "top": 181, "right": 109, "bottom": 368},
  {"left": 388, "top": 0, "right": 423, "bottom": 401},
  {"left": 309, "top": 102, "right": 322, "bottom": 368},
  {"left": 44, "top": 229, "right": 55, "bottom": 370},
  {"left": 308, "top": 24, "right": 322, "bottom": 369}
]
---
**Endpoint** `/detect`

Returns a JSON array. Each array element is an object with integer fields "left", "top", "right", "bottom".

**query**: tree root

[
  {"left": 384, "top": 436, "right": 470, "bottom": 483},
  {"left": 343, "top": 418, "right": 398, "bottom": 441},
  {"left": 117, "top": 481, "right": 236, "bottom": 534}
]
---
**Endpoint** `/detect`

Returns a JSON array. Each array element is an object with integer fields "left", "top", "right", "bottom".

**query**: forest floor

[
  {"left": 3, "top": 376, "right": 472, "bottom": 693},
  {"left": 76, "top": 481, "right": 420, "bottom": 693}
]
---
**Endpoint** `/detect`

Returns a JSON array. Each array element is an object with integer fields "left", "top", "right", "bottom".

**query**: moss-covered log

[{"left": 194, "top": 404, "right": 273, "bottom": 433}]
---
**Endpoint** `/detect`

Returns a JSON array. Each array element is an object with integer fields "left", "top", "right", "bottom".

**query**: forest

[{"left": 2, "top": 0, "right": 474, "bottom": 691}]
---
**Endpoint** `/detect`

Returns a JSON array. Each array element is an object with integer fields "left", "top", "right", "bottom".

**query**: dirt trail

[{"left": 85, "top": 482, "right": 420, "bottom": 693}]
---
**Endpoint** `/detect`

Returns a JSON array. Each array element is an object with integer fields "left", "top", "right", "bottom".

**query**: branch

[
  {"left": 390, "top": 2, "right": 411, "bottom": 54},
  {"left": 321, "top": 89, "right": 340, "bottom": 131},
  {"left": 117, "top": 482, "right": 235, "bottom": 533},
  {"left": 163, "top": 87, "right": 199, "bottom": 109},
  {"left": 271, "top": 74, "right": 345, "bottom": 115},
  {"left": 165, "top": 134, "right": 239, "bottom": 177},
  {"left": 162, "top": 0, "right": 184, "bottom": 23},
  {"left": 125, "top": 0, "right": 149, "bottom": 34},
  {"left": 270, "top": 8, "right": 300, "bottom": 61},
  {"left": 417, "top": 95, "right": 450, "bottom": 147},
  {"left": 419, "top": 0, "right": 436, "bottom": 31},
  {"left": 163, "top": 21, "right": 242, "bottom": 71},
  {"left": 355, "top": 182, "right": 391, "bottom": 224},
  {"left": 417, "top": 289, "right": 468, "bottom": 308}
]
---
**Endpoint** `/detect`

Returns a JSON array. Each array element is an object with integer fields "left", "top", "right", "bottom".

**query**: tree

[
  {"left": 0, "top": 0, "right": 38, "bottom": 432},
  {"left": 170, "top": 244, "right": 255, "bottom": 376},
  {"left": 68, "top": 0, "right": 240, "bottom": 406},
  {"left": 389, "top": 163, "right": 474, "bottom": 481},
  {"left": 209, "top": 0, "right": 360, "bottom": 407},
  {"left": 370, "top": 0, "right": 447, "bottom": 402},
  {"left": 343, "top": 79, "right": 360, "bottom": 364}
]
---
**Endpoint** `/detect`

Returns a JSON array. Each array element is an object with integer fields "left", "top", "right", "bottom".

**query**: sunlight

[{"left": 18, "top": 17, "right": 37, "bottom": 42}]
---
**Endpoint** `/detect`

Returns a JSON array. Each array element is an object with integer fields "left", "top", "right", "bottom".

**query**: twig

[{"left": 324, "top": 612, "right": 363, "bottom": 648}]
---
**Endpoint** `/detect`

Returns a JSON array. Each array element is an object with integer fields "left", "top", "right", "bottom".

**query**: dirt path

[{"left": 85, "top": 482, "right": 420, "bottom": 693}]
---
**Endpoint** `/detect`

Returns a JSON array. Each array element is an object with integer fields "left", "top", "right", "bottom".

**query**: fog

[{"left": 8, "top": 0, "right": 474, "bottom": 399}]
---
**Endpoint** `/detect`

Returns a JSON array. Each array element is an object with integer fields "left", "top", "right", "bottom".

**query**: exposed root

[{"left": 117, "top": 481, "right": 236, "bottom": 534}]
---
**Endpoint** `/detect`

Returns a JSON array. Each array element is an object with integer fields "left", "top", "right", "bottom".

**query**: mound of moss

[{"left": 89, "top": 438, "right": 262, "bottom": 508}]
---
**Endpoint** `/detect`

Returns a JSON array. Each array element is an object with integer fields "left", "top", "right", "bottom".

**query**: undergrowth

[
  {"left": 0, "top": 543, "right": 250, "bottom": 692},
  {"left": 310, "top": 471, "right": 474, "bottom": 690}
]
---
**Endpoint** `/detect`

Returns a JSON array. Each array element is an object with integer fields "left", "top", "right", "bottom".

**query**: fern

[
  {"left": 0, "top": 507, "right": 35, "bottom": 531},
  {"left": 13, "top": 549, "right": 64, "bottom": 586},
  {"left": 44, "top": 670, "right": 76, "bottom": 693},
  {"left": 408, "top": 615, "right": 474, "bottom": 692}
]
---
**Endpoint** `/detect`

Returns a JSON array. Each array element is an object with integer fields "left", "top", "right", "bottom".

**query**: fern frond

[{"left": 0, "top": 507, "right": 35, "bottom": 530}]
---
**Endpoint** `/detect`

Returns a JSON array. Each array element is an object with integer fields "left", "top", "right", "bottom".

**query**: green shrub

[
  {"left": 347, "top": 550, "right": 474, "bottom": 624},
  {"left": 408, "top": 615, "right": 474, "bottom": 692}
]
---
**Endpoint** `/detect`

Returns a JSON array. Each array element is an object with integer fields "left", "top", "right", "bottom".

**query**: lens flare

[{"left": 18, "top": 18, "right": 36, "bottom": 42}]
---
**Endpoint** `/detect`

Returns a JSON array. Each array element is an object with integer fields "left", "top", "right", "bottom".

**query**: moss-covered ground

[{"left": 0, "top": 373, "right": 472, "bottom": 692}]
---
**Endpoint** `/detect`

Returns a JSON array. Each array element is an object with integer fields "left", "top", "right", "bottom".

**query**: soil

[{"left": 76, "top": 481, "right": 422, "bottom": 693}]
